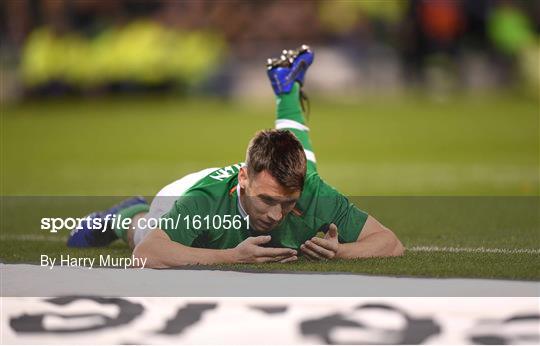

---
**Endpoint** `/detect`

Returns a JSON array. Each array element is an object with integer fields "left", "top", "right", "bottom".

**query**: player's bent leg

[
  {"left": 131, "top": 197, "right": 177, "bottom": 249},
  {"left": 131, "top": 167, "right": 219, "bottom": 249},
  {"left": 275, "top": 83, "right": 317, "bottom": 172},
  {"left": 267, "top": 45, "right": 317, "bottom": 173},
  {"left": 126, "top": 212, "right": 146, "bottom": 249},
  {"left": 66, "top": 196, "right": 149, "bottom": 247}
]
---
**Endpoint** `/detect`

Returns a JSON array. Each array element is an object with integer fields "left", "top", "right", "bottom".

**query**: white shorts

[{"left": 133, "top": 167, "right": 218, "bottom": 246}]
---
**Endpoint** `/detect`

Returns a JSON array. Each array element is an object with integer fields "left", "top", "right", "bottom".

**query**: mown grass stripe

[
  {"left": 0, "top": 234, "right": 66, "bottom": 242},
  {"left": 409, "top": 246, "right": 540, "bottom": 255},
  {"left": 2, "top": 234, "right": 539, "bottom": 255}
]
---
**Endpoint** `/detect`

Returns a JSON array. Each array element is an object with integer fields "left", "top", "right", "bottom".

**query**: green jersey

[{"left": 161, "top": 163, "right": 368, "bottom": 250}]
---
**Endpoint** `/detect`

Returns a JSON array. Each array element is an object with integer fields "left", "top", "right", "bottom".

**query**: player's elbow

[
  {"left": 133, "top": 241, "right": 168, "bottom": 269},
  {"left": 384, "top": 228, "right": 405, "bottom": 257}
]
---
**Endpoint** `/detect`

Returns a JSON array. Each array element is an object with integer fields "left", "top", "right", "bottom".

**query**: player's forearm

[
  {"left": 336, "top": 230, "right": 405, "bottom": 259},
  {"left": 133, "top": 230, "right": 236, "bottom": 268}
]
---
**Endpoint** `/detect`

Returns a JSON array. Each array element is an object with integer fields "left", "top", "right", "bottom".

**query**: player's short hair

[{"left": 246, "top": 129, "right": 306, "bottom": 191}]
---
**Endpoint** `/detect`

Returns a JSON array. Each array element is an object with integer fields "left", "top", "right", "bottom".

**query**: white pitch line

[{"left": 409, "top": 246, "right": 540, "bottom": 255}]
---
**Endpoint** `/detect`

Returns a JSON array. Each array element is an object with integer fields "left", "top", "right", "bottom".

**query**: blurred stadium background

[{"left": 1, "top": 0, "right": 539, "bottom": 100}]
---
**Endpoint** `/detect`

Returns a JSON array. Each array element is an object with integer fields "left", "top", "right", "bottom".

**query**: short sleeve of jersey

[
  {"left": 160, "top": 196, "right": 204, "bottom": 246},
  {"left": 311, "top": 174, "right": 368, "bottom": 243}
]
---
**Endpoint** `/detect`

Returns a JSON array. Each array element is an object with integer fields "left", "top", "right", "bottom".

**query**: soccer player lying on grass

[{"left": 67, "top": 45, "right": 404, "bottom": 267}]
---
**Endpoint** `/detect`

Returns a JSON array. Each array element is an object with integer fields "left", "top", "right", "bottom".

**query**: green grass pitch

[{"left": 1, "top": 91, "right": 538, "bottom": 280}]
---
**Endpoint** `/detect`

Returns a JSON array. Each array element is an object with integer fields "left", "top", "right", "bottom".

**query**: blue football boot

[
  {"left": 67, "top": 196, "right": 148, "bottom": 247},
  {"left": 267, "top": 44, "right": 314, "bottom": 95}
]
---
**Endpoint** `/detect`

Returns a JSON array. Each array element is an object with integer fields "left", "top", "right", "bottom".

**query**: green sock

[
  {"left": 112, "top": 203, "right": 150, "bottom": 242},
  {"left": 276, "top": 82, "right": 317, "bottom": 172},
  {"left": 277, "top": 82, "right": 307, "bottom": 125}
]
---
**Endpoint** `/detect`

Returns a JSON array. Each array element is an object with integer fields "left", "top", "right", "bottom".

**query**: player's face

[{"left": 239, "top": 168, "right": 301, "bottom": 233}]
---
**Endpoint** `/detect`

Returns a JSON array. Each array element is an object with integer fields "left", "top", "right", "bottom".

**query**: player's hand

[
  {"left": 233, "top": 235, "right": 298, "bottom": 264},
  {"left": 300, "top": 223, "right": 339, "bottom": 260}
]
